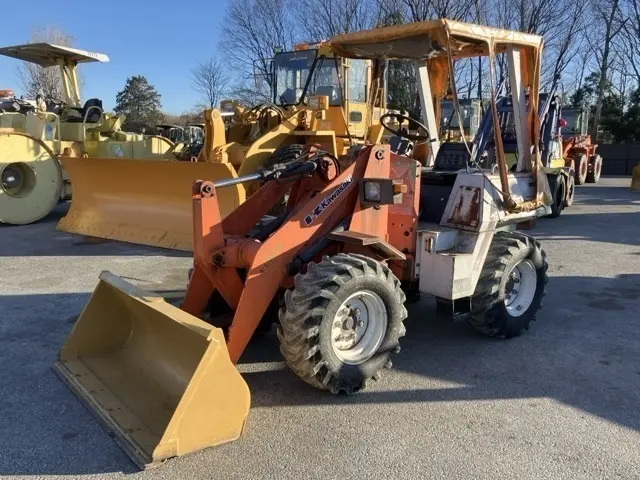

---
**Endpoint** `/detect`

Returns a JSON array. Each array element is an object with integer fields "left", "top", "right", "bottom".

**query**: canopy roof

[
  {"left": 0, "top": 43, "right": 109, "bottom": 66},
  {"left": 330, "top": 19, "right": 542, "bottom": 60}
]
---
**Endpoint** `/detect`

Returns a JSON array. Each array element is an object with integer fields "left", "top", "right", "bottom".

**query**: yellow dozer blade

[
  {"left": 53, "top": 272, "right": 250, "bottom": 468},
  {"left": 57, "top": 157, "right": 246, "bottom": 251}
]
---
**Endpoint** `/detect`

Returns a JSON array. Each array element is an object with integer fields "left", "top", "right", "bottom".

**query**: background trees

[
  {"left": 190, "top": 57, "right": 230, "bottom": 110},
  {"left": 220, "top": 0, "right": 640, "bottom": 142},
  {"left": 114, "top": 75, "right": 163, "bottom": 133},
  {"left": 13, "top": 1, "right": 640, "bottom": 141}
]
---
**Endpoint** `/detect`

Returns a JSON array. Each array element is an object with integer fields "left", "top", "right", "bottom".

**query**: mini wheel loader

[
  {"left": 560, "top": 105, "right": 603, "bottom": 185},
  {"left": 56, "top": 41, "right": 390, "bottom": 251},
  {"left": 0, "top": 43, "right": 175, "bottom": 225},
  {"left": 54, "top": 19, "right": 552, "bottom": 469}
]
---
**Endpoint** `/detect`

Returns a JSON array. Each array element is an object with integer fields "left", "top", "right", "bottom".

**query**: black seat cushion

[{"left": 65, "top": 98, "right": 103, "bottom": 123}]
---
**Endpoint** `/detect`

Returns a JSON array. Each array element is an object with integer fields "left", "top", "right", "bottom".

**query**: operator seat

[
  {"left": 65, "top": 98, "right": 103, "bottom": 123},
  {"left": 418, "top": 142, "right": 472, "bottom": 223},
  {"left": 314, "top": 86, "right": 341, "bottom": 106},
  {"left": 280, "top": 88, "right": 301, "bottom": 105}
]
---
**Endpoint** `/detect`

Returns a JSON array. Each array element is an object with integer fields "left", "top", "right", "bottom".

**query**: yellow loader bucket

[
  {"left": 57, "top": 157, "right": 246, "bottom": 251},
  {"left": 53, "top": 272, "right": 250, "bottom": 468}
]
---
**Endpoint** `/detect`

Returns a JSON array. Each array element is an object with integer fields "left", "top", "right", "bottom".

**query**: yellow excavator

[
  {"left": 0, "top": 43, "right": 175, "bottom": 225},
  {"left": 57, "top": 41, "right": 390, "bottom": 251}
]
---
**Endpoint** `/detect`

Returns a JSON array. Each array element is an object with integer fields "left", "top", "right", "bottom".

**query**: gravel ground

[{"left": 0, "top": 177, "right": 638, "bottom": 480}]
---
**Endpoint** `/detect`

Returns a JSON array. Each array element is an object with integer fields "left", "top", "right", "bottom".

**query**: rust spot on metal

[{"left": 447, "top": 186, "right": 480, "bottom": 227}]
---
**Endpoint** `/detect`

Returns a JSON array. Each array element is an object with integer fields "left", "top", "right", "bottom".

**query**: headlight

[
  {"left": 364, "top": 181, "right": 381, "bottom": 202},
  {"left": 359, "top": 178, "right": 407, "bottom": 206}
]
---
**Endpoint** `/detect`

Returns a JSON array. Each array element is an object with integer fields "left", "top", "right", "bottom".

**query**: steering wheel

[{"left": 380, "top": 112, "right": 430, "bottom": 141}]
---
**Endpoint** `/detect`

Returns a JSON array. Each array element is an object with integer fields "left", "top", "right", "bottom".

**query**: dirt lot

[{"left": 1, "top": 177, "right": 639, "bottom": 480}]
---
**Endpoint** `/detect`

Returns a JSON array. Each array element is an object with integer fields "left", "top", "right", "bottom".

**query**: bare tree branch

[
  {"left": 588, "top": 0, "right": 625, "bottom": 138},
  {"left": 295, "top": 0, "right": 378, "bottom": 40},
  {"left": 16, "top": 26, "right": 76, "bottom": 99},
  {"left": 190, "top": 57, "right": 230, "bottom": 109},
  {"left": 220, "top": 0, "right": 296, "bottom": 102}
]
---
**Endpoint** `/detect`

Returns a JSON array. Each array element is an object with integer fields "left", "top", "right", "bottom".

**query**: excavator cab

[{"left": 272, "top": 42, "right": 386, "bottom": 141}]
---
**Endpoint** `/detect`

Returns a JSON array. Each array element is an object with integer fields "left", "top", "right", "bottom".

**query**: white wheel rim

[
  {"left": 504, "top": 260, "right": 537, "bottom": 317},
  {"left": 330, "top": 290, "right": 387, "bottom": 365}
]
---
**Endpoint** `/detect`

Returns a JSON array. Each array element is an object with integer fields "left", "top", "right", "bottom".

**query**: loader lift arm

[
  {"left": 181, "top": 152, "right": 354, "bottom": 363},
  {"left": 182, "top": 146, "right": 395, "bottom": 362}
]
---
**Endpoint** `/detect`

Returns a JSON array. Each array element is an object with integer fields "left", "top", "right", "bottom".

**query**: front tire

[
  {"left": 586, "top": 154, "right": 602, "bottom": 183},
  {"left": 277, "top": 253, "right": 407, "bottom": 394},
  {"left": 467, "top": 232, "right": 548, "bottom": 338}
]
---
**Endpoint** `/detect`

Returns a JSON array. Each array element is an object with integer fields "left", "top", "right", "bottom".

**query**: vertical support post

[
  {"left": 344, "top": 58, "right": 351, "bottom": 128},
  {"left": 414, "top": 61, "right": 440, "bottom": 166},
  {"left": 507, "top": 46, "right": 531, "bottom": 172},
  {"left": 69, "top": 63, "right": 82, "bottom": 106},
  {"left": 57, "top": 60, "right": 73, "bottom": 106},
  {"left": 382, "top": 59, "right": 388, "bottom": 110}
]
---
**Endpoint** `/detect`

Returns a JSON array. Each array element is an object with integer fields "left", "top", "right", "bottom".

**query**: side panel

[
  {"left": 388, "top": 155, "right": 420, "bottom": 280},
  {"left": 417, "top": 227, "right": 495, "bottom": 300},
  {"left": 419, "top": 170, "right": 543, "bottom": 299}
]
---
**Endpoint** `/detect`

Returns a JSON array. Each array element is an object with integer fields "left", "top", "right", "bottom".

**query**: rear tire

[
  {"left": 565, "top": 173, "right": 575, "bottom": 207},
  {"left": 265, "top": 144, "right": 306, "bottom": 215},
  {"left": 277, "top": 253, "right": 407, "bottom": 394},
  {"left": 467, "top": 232, "right": 548, "bottom": 338},
  {"left": 547, "top": 173, "right": 566, "bottom": 218},
  {"left": 586, "top": 154, "right": 602, "bottom": 183},
  {"left": 574, "top": 153, "right": 588, "bottom": 185}
]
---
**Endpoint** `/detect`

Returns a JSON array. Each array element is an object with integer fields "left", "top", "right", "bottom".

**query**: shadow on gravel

[
  {"left": 571, "top": 185, "right": 640, "bottom": 206},
  {"left": 1, "top": 272, "right": 639, "bottom": 475},
  {"left": 243, "top": 273, "right": 640, "bottom": 434},
  {"left": 0, "top": 203, "right": 191, "bottom": 258},
  {"left": 534, "top": 212, "right": 640, "bottom": 246},
  {"left": 0, "top": 292, "right": 137, "bottom": 476},
  {"left": 528, "top": 182, "right": 640, "bottom": 247}
]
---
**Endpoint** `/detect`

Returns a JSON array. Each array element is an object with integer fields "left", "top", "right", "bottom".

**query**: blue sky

[{"left": 0, "top": 0, "right": 229, "bottom": 114}]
